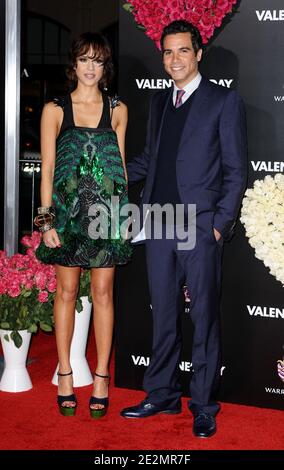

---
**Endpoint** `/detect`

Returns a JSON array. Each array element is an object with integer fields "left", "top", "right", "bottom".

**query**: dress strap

[
  {"left": 65, "top": 94, "right": 75, "bottom": 127},
  {"left": 54, "top": 95, "right": 75, "bottom": 137},
  {"left": 98, "top": 93, "right": 120, "bottom": 128},
  {"left": 110, "top": 95, "right": 120, "bottom": 122},
  {"left": 98, "top": 93, "right": 111, "bottom": 128}
]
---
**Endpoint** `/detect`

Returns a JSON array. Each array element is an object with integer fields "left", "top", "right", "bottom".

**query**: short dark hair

[
  {"left": 160, "top": 20, "right": 203, "bottom": 54},
  {"left": 66, "top": 32, "right": 114, "bottom": 91}
]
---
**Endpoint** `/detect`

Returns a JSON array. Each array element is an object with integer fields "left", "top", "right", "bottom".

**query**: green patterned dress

[{"left": 36, "top": 94, "right": 132, "bottom": 268}]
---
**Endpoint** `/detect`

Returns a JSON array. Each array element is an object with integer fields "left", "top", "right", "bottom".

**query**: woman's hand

[{"left": 43, "top": 228, "right": 61, "bottom": 248}]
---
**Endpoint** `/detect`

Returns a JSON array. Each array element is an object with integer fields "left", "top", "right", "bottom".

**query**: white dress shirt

[{"left": 172, "top": 72, "right": 202, "bottom": 106}]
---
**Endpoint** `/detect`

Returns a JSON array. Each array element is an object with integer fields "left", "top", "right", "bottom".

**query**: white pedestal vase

[
  {"left": 52, "top": 296, "right": 93, "bottom": 387},
  {"left": 0, "top": 329, "right": 33, "bottom": 392}
]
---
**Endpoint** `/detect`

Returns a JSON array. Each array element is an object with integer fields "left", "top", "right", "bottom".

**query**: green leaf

[
  {"left": 11, "top": 330, "right": 23, "bottom": 349},
  {"left": 23, "top": 291, "right": 32, "bottom": 298},
  {"left": 28, "top": 324, "right": 38, "bottom": 333},
  {"left": 4, "top": 334, "right": 10, "bottom": 342},
  {"left": 122, "top": 3, "right": 134, "bottom": 13},
  {"left": 39, "top": 322, "right": 52, "bottom": 332},
  {"left": 76, "top": 298, "right": 83, "bottom": 313}
]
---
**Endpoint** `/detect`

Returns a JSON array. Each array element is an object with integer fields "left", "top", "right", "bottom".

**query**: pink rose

[
  {"left": 7, "top": 285, "right": 21, "bottom": 297},
  {"left": 0, "top": 278, "right": 7, "bottom": 295},
  {"left": 38, "top": 291, "right": 49, "bottom": 303},
  {"left": 188, "top": 7, "right": 205, "bottom": 24},
  {"left": 31, "top": 231, "right": 42, "bottom": 250},
  {"left": 21, "top": 231, "right": 42, "bottom": 250},
  {"left": 21, "top": 235, "right": 33, "bottom": 248},
  {"left": 216, "top": 0, "right": 230, "bottom": 10},
  {"left": 47, "top": 279, "right": 57, "bottom": 293},
  {"left": 25, "top": 280, "right": 34, "bottom": 290},
  {"left": 35, "top": 271, "right": 47, "bottom": 290}
]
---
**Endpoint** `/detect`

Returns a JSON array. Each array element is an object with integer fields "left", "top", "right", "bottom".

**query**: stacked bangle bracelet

[{"left": 34, "top": 206, "right": 55, "bottom": 232}]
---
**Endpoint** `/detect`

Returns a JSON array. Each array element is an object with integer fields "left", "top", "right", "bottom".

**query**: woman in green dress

[{"left": 35, "top": 32, "right": 132, "bottom": 417}]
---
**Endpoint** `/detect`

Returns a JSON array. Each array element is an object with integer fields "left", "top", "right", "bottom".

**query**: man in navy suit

[{"left": 121, "top": 20, "right": 247, "bottom": 437}]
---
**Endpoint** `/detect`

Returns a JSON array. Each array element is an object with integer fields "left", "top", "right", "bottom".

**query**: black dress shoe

[
  {"left": 193, "top": 412, "right": 216, "bottom": 438},
  {"left": 120, "top": 400, "right": 181, "bottom": 419}
]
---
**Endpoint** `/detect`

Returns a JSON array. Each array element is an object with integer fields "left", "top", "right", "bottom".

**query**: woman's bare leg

[
  {"left": 90, "top": 267, "right": 115, "bottom": 408},
  {"left": 55, "top": 265, "right": 81, "bottom": 406}
]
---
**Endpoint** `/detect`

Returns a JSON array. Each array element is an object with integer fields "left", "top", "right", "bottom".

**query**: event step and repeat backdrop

[{"left": 115, "top": 0, "right": 284, "bottom": 410}]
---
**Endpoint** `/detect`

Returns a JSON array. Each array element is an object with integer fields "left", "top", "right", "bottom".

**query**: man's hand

[{"left": 213, "top": 227, "right": 222, "bottom": 242}]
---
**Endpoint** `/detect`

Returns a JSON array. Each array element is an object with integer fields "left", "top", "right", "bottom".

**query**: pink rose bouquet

[
  {"left": 0, "top": 232, "right": 56, "bottom": 347},
  {"left": 123, "top": 0, "right": 238, "bottom": 47}
]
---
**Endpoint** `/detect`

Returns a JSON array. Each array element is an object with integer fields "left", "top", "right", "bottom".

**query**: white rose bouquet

[{"left": 240, "top": 173, "right": 284, "bottom": 286}]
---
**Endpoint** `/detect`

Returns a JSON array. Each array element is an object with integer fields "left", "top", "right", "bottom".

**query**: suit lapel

[{"left": 153, "top": 88, "right": 172, "bottom": 158}]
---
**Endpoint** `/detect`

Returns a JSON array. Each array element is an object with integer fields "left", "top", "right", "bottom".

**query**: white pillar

[{"left": 4, "top": 0, "right": 21, "bottom": 255}]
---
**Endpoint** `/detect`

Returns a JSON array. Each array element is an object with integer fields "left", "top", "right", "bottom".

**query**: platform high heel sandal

[
  {"left": 89, "top": 372, "right": 110, "bottom": 419},
  {"left": 57, "top": 370, "right": 77, "bottom": 417}
]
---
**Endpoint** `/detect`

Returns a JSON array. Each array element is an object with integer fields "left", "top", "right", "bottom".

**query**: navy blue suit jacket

[{"left": 127, "top": 77, "right": 247, "bottom": 240}]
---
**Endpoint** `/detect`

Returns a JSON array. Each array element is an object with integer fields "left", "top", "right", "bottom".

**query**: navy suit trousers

[{"left": 143, "top": 213, "right": 222, "bottom": 416}]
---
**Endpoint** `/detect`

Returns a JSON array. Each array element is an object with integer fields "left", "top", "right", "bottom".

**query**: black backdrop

[{"left": 115, "top": 0, "right": 284, "bottom": 410}]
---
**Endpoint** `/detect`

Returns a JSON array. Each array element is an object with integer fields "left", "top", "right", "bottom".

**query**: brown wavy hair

[{"left": 66, "top": 32, "right": 114, "bottom": 91}]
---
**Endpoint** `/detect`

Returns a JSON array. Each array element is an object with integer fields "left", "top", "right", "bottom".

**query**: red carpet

[{"left": 0, "top": 331, "right": 283, "bottom": 451}]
